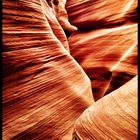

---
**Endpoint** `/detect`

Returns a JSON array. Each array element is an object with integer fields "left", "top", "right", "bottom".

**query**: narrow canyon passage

[{"left": 2, "top": 0, "right": 137, "bottom": 139}]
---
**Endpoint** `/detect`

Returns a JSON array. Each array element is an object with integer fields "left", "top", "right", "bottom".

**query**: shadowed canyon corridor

[{"left": 2, "top": 0, "right": 137, "bottom": 139}]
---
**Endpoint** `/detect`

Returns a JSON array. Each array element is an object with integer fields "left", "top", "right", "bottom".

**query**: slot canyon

[{"left": 2, "top": 0, "right": 138, "bottom": 139}]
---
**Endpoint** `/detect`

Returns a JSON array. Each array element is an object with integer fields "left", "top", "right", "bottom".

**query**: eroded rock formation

[
  {"left": 2, "top": 0, "right": 137, "bottom": 139},
  {"left": 67, "top": 0, "right": 137, "bottom": 101},
  {"left": 73, "top": 76, "right": 138, "bottom": 139},
  {"left": 2, "top": 1, "right": 94, "bottom": 139},
  {"left": 68, "top": 24, "right": 137, "bottom": 100}
]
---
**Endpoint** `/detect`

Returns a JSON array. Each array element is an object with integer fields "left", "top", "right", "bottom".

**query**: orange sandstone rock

[
  {"left": 73, "top": 76, "right": 138, "bottom": 140},
  {"left": 2, "top": 0, "right": 94, "bottom": 139}
]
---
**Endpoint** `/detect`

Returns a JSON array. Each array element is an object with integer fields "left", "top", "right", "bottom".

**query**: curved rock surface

[
  {"left": 67, "top": 0, "right": 137, "bottom": 101},
  {"left": 73, "top": 76, "right": 138, "bottom": 140},
  {"left": 66, "top": 0, "right": 137, "bottom": 29},
  {"left": 2, "top": 0, "right": 137, "bottom": 139},
  {"left": 2, "top": 0, "right": 94, "bottom": 139},
  {"left": 68, "top": 24, "right": 137, "bottom": 100}
]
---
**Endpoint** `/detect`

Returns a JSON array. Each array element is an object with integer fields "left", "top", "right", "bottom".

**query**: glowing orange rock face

[
  {"left": 73, "top": 76, "right": 138, "bottom": 139},
  {"left": 68, "top": 24, "right": 137, "bottom": 101},
  {"left": 66, "top": 0, "right": 137, "bottom": 101},
  {"left": 66, "top": 0, "right": 137, "bottom": 139},
  {"left": 2, "top": 0, "right": 137, "bottom": 139},
  {"left": 2, "top": 0, "right": 93, "bottom": 139},
  {"left": 66, "top": 0, "right": 137, "bottom": 29}
]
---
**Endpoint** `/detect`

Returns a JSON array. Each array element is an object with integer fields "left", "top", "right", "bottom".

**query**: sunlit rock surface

[
  {"left": 2, "top": 0, "right": 94, "bottom": 139},
  {"left": 73, "top": 76, "right": 138, "bottom": 140},
  {"left": 67, "top": 0, "right": 137, "bottom": 101},
  {"left": 2, "top": 0, "right": 137, "bottom": 139},
  {"left": 66, "top": 0, "right": 137, "bottom": 29},
  {"left": 68, "top": 24, "right": 137, "bottom": 101}
]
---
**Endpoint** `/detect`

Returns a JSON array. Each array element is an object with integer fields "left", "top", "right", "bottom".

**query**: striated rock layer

[
  {"left": 2, "top": 0, "right": 137, "bottom": 139},
  {"left": 67, "top": 0, "right": 138, "bottom": 101},
  {"left": 73, "top": 76, "right": 138, "bottom": 140},
  {"left": 66, "top": 0, "right": 137, "bottom": 29},
  {"left": 2, "top": 0, "right": 94, "bottom": 139},
  {"left": 66, "top": 0, "right": 138, "bottom": 139},
  {"left": 68, "top": 24, "right": 137, "bottom": 101}
]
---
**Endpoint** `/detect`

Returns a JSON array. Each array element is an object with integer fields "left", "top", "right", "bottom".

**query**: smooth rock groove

[{"left": 2, "top": 0, "right": 137, "bottom": 139}]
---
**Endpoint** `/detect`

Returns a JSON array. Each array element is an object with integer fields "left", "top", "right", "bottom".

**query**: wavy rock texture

[
  {"left": 68, "top": 24, "right": 137, "bottom": 101},
  {"left": 67, "top": 0, "right": 138, "bottom": 101},
  {"left": 2, "top": 0, "right": 94, "bottom": 139},
  {"left": 66, "top": 0, "right": 138, "bottom": 139},
  {"left": 66, "top": 0, "right": 137, "bottom": 29},
  {"left": 2, "top": 0, "right": 137, "bottom": 140},
  {"left": 54, "top": 0, "right": 78, "bottom": 32},
  {"left": 73, "top": 76, "right": 138, "bottom": 140}
]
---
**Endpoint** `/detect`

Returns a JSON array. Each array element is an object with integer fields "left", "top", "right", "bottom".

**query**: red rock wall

[
  {"left": 2, "top": 1, "right": 94, "bottom": 139},
  {"left": 67, "top": 0, "right": 137, "bottom": 101},
  {"left": 73, "top": 76, "right": 138, "bottom": 139},
  {"left": 2, "top": 0, "right": 137, "bottom": 139},
  {"left": 66, "top": 0, "right": 137, "bottom": 139}
]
